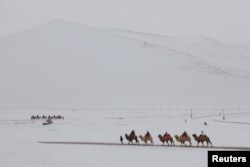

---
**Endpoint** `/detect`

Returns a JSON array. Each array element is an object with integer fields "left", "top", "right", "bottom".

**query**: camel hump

[
  {"left": 199, "top": 134, "right": 206, "bottom": 138},
  {"left": 181, "top": 134, "right": 187, "bottom": 139}
]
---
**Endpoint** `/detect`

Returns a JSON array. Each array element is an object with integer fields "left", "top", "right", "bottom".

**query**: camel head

[
  {"left": 158, "top": 134, "right": 163, "bottom": 140},
  {"left": 192, "top": 134, "right": 197, "bottom": 138},
  {"left": 174, "top": 135, "right": 180, "bottom": 141},
  {"left": 158, "top": 134, "right": 164, "bottom": 142}
]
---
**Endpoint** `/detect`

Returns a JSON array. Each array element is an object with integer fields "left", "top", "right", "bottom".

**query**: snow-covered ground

[
  {"left": 1, "top": 20, "right": 250, "bottom": 166},
  {"left": 0, "top": 107, "right": 250, "bottom": 167}
]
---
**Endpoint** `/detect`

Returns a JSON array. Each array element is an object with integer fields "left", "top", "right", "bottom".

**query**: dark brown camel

[
  {"left": 125, "top": 130, "right": 139, "bottom": 145},
  {"left": 174, "top": 134, "right": 192, "bottom": 147},
  {"left": 192, "top": 134, "right": 212, "bottom": 147},
  {"left": 158, "top": 134, "right": 175, "bottom": 146}
]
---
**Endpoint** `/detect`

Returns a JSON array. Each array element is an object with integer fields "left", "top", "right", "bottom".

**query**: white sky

[{"left": 0, "top": 0, "right": 250, "bottom": 45}]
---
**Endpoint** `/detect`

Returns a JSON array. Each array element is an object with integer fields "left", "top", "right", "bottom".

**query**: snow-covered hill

[
  {"left": 1, "top": 21, "right": 250, "bottom": 167},
  {"left": 0, "top": 20, "right": 250, "bottom": 108}
]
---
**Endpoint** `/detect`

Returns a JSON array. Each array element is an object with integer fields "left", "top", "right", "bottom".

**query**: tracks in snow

[{"left": 38, "top": 141, "right": 250, "bottom": 150}]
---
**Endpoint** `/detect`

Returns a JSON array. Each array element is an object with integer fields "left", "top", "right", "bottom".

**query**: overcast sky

[{"left": 0, "top": 0, "right": 250, "bottom": 45}]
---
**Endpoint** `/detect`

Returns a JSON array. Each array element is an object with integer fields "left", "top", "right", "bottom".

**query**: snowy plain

[
  {"left": 1, "top": 107, "right": 250, "bottom": 167},
  {"left": 0, "top": 20, "right": 250, "bottom": 166}
]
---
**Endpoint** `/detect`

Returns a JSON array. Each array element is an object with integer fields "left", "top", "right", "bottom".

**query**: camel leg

[{"left": 208, "top": 140, "right": 212, "bottom": 147}]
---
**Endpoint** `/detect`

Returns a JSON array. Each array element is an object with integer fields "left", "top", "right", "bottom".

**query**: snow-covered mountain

[{"left": 0, "top": 20, "right": 250, "bottom": 108}]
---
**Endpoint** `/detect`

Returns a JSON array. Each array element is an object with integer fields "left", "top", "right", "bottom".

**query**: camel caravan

[
  {"left": 31, "top": 115, "right": 64, "bottom": 120},
  {"left": 30, "top": 115, "right": 64, "bottom": 125},
  {"left": 121, "top": 130, "right": 212, "bottom": 147}
]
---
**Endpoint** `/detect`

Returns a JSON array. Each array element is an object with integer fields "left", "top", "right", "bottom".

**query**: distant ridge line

[{"left": 38, "top": 141, "right": 250, "bottom": 150}]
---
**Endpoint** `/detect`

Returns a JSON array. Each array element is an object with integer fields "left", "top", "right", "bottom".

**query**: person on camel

[
  {"left": 145, "top": 130, "right": 150, "bottom": 138},
  {"left": 130, "top": 130, "right": 135, "bottom": 136},
  {"left": 200, "top": 130, "right": 206, "bottom": 137},
  {"left": 163, "top": 131, "right": 169, "bottom": 138},
  {"left": 181, "top": 131, "right": 187, "bottom": 137}
]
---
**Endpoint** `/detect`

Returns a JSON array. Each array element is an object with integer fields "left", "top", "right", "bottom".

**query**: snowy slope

[
  {"left": 106, "top": 29, "right": 250, "bottom": 78},
  {"left": 0, "top": 20, "right": 250, "bottom": 108}
]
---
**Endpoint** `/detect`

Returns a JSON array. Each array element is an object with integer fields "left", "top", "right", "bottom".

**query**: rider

[
  {"left": 163, "top": 131, "right": 169, "bottom": 137},
  {"left": 200, "top": 130, "right": 206, "bottom": 137},
  {"left": 145, "top": 130, "right": 150, "bottom": 137},
  {"left": 131, "top": 130, "right": 135, "bottom": 136},
  {"left": 181, "top": 131, "right": 187, "bottom": 137}
]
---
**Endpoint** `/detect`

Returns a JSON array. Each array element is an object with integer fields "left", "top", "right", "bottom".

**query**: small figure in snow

[{"left": 120, "top": 136, "right": 123, "bottom": 144}]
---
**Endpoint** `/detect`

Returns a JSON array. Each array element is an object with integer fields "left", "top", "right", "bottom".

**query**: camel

[
  {"left": 42, "top": 117, "right": 53, "bottom": 125},
  {"left": 174, "top": 134, "right": 192, "bottom": 147},
  {"left": 125, "top": 131, "right": 139, "bottom": 145},
  {"left": 192, "top": 134, "right": 212, "bottom": 147},
  {"left": 139, "top": 135, "right": 153, "bottom": 145},
  {"left": 42, "top": 115, "right": 47, "bottom": 119},
  {"left": 31, "top": 115, "right": 40, "bottom": 120},
  {"left": 158, "top": 134, "right": 175, "bottom": 146}
]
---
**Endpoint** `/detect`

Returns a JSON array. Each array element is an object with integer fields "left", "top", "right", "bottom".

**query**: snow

[
  {"left": 1, "top": 108, "right": 250, "bottom": 167},
  {"left": 0, "top": 20, "right": 250, "bottom": 166},
  {"left": 1, "top": 20, "right": 250, "bottom": 108}
]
